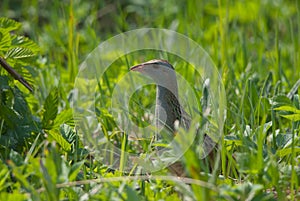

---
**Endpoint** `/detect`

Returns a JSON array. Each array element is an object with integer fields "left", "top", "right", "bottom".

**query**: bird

[
  {"left": 130, "top": 59, "right": 190, "bottom": 138},
  {"left": 130, "top": 59, "right": 213, "bottom": 176}
]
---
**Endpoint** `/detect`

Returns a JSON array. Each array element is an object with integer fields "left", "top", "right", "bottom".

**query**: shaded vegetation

[{"left": 0, "top": 0, "right": 299, "bottom": 200}]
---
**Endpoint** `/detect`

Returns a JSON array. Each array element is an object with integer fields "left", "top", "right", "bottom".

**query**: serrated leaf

[
  {"left": 0, "top": 17, "right": 21, "bottom": 31},
  {"left": 0, "top": 28, "right": 11, "bottom": 51},
  {"left": 48, "top": 130, "right": 72, "bottom": 152},
  {"left": 12, "top": 87, "right": 33, "bottom": 121},
  {"left": 53, "top": 109, "right": 74, "bottom": 128},
  {"left": 42, "top": 88, "right": 59, "bottom": 129},
  {"left": 0, "top": 99, "right": 20, "bottom": 129},
  {"left": 5, "top": 47, "right": 35, "bottom": 59},
  {"left": 16, "top": 65, "right": 35, "bottom": 87},
  {"left": 11, "top": 35, "right": 40, "bottom": 54},
  {"left": 60, "top": 124, "right": 76, "bottom": 144}
]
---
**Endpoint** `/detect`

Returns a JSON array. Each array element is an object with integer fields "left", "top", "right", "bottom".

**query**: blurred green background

[
  {"left": 0, "top": 0, "right": 299, "bottom": 200},
  {"left": 2, "top": 0, "right": 299, "bottom": 93}
]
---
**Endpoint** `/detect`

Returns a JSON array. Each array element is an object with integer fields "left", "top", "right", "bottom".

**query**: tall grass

[{"left": 0, "top": 0, "right": 299, "bottom": 200}]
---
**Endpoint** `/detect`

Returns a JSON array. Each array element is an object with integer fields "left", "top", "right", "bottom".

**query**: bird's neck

[
  {"left": 155, "top": 84, "right": 181, "bottom": 134},
  {"left": 156, "top": 84, "right": 179, "bottom": 103}
]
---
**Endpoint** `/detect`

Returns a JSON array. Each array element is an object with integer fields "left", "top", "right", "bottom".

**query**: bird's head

[
  {"left": 130, "top": 59, "right": 174, "bottom": 72},
  {"left": 130, "top": 59, "right": 177, "bottom": 91}
]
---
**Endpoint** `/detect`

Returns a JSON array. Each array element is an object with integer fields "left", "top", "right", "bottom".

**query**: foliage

[{"left": 0, "top": 0, "right": 300, "bottom": 200}]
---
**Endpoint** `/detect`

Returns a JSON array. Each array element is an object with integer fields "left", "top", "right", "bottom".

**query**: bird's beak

[{"left": 130, "top": 64, "right": 144, "bottom": 72}]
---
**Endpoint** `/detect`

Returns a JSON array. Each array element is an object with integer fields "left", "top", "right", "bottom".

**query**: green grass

[{"left": 0, "top": 0, "right": 300, "bottom": 200}]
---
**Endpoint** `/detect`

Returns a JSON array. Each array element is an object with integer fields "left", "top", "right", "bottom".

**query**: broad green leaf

[
  {"left": 42, "top": 87, "right": 59, "bottom": 129},
  {"left": 53, "top": 109, "right": 74, "bottom": 128},
  {"left": 123, "top": 184, "right": 141, "bottom": 201},
  {"left": 280, "top": 114, "right": 300, "bottom": 121},
  {"left": 277, "top": 147, "right": 300, "bottom": 157},
  {"left": 48, "top": 130, "right": 72, "bottom": 152},
  {"left": 68, "top": 161, "right": 84, "bottom": 181},
  {"left": 271, "top": 95, "right": 293, "bottom": 107},
  {"left": 12, "top": 87, "right": 34, "bottom": 123},
  {"left": 274, "top": 104, "right": 300, "bottom": 121},
  {"left": 59, "top": 124, "right": 76, "bottom": 144},
  {"left": 276, "top": 133, "right": 292, "bottom": 148},
  {"left": 274, "top": 105, "right": 300, "bottom": 113}
]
